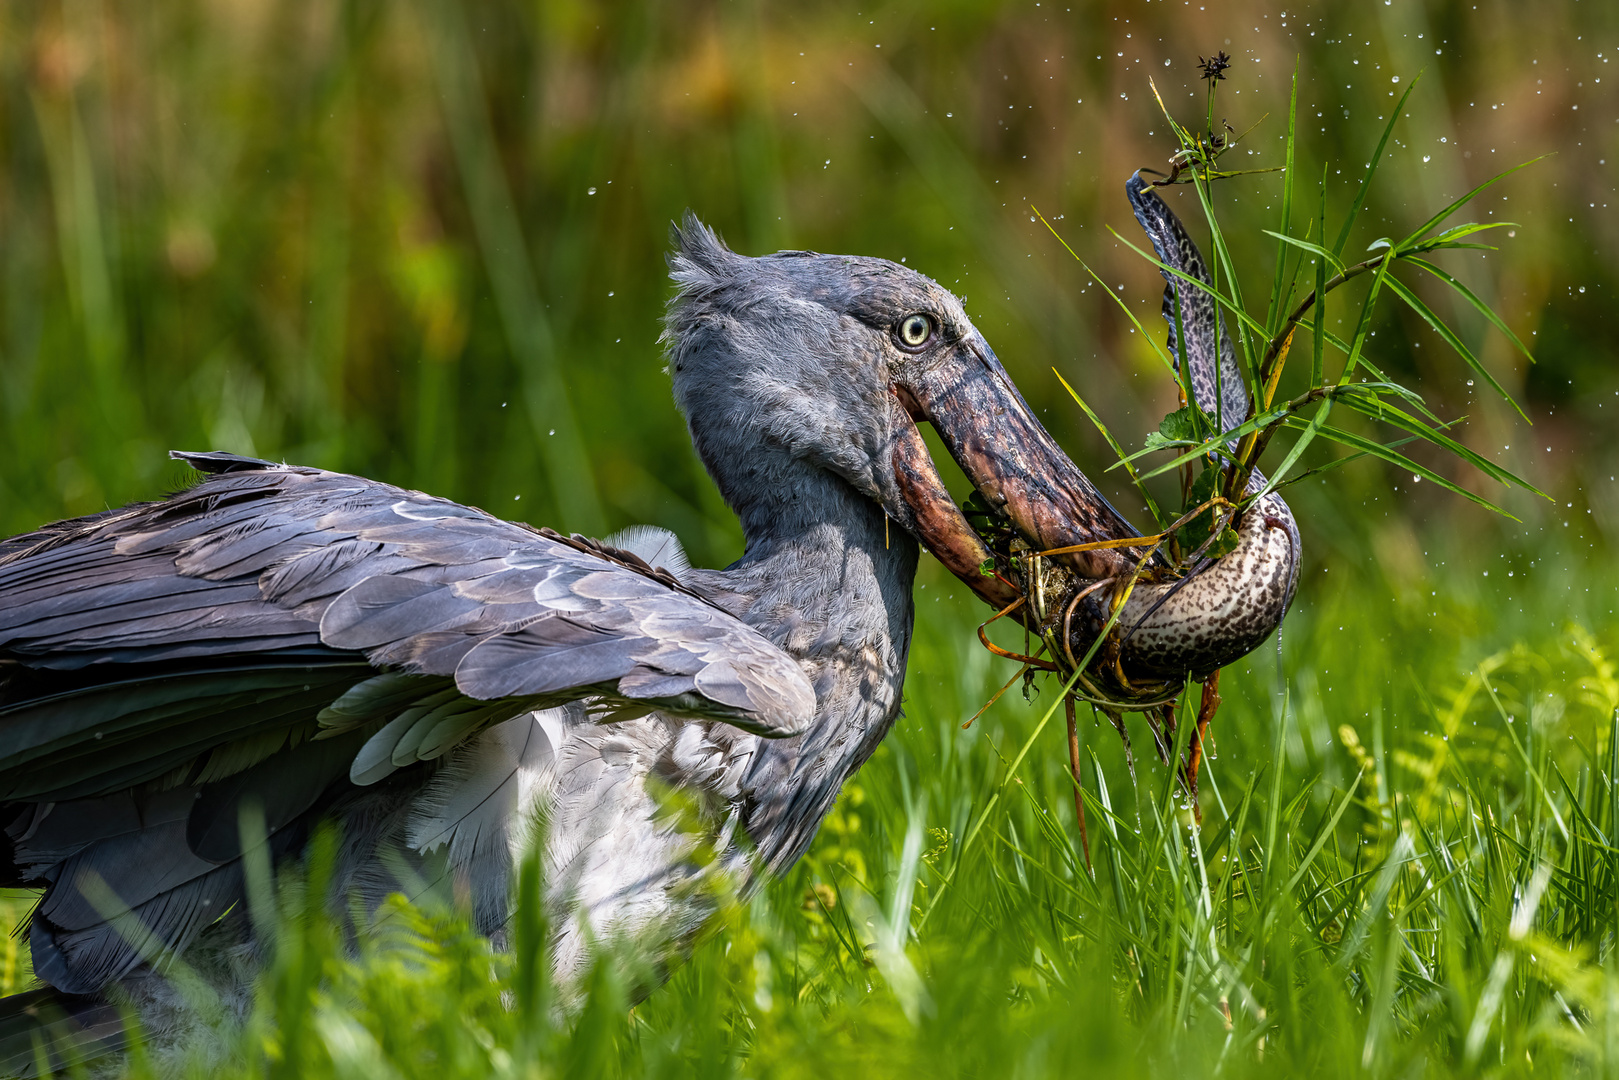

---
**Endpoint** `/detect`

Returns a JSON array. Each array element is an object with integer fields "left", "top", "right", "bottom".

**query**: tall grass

[
  {"left": 1, "top": 1, "right": 1615, "bottom": 1076},
  {"left": 5, "top": 540, "right": 1613, "bottom": 1078}
]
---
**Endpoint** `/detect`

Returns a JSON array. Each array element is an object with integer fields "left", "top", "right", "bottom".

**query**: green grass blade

[
  {"left": 1172, "top": 275, "right": 1196, "bottom": 412},
  {"left": 1311, "top": 164, "right": 1329, "bottom": 385},
  {"left": 1186, "top": 166, "right": 1259, "bottom": 394},
  {"left": 1310, "top": 423, "right": 1517, "bottom": 517},
  {"left": 1262, "top": 231, "right": 1346, "bottom": 275},
  {"left": 1418, "top": 242, "right": 1502, "bottom": 253},
  {"left": 1039, "top": 209, "right": 1177, "bottom": 374},
  {"left": 1282, "top": 772, "right": 1365, "bottom": 897},
  {"left": 1343, "top": 380, "right": 1429, "bottom": 410},
  {"left": 1396, "top": 156, "right": 1549, "bottom": 252},
  {"left": 1407, "top": 256, "right": 1538, "bottom": 368},
  {"left": 1382, "top": 274, "right": 1527, "bottom": 421},
  {"left": 1266, "top": 61, "right": 1301, "bottom": 336},
  {"left": 1252, "top": 397, "right": 1334, "bottom": 501},
  {"left": 1268, "top": 427, "right": 1424, "bottom": 491},
  {"left": 1107, "top": 226, "right": 1272, "bottom": 343},
  {"left": 1336, "top": 391, "right": 1544, "bottom": 496},
  {"left": 1417, "top": 221, "right": 1520, "bottom": 248},
  {"left": 1331, "top": 74, "right": 1421, "bottom": 258},
  {"left": 1338, "top": 253, "right": 1393, "bottom": 383},
  {"left": 1054, "top": 369, "right": 1167, "bottom": 528},
  {"left": 1297, "top": 318, "right": 1445, "bottom": 424}
]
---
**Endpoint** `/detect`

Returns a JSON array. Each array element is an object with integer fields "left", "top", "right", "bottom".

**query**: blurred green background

[
  {"left": 4, "top": 4, "right": 1619, "bottom": 1074},
  {"left": 1, "top": 0, "right": 1613, "bottom": 568}
]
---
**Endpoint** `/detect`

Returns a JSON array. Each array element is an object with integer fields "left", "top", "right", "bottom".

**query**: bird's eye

[{"left": 896, "top": 313, "right": 935, "bottom": 350}]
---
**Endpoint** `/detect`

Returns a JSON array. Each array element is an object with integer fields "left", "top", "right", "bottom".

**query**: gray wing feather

[
  {"left": 0, "top": 453, "right": 813, "bottom": 741},
  {"left": 604, "top": 525, "right": 691, "bottom": 578},
  {"left": 26, "top": 789, "right": 247, "bottom": 995},
  {"left": 0, "top": 451, "right": 815, "bottom": 995},
  {"left": 402, "top": 711, "right": 561, "bottom": 932}
]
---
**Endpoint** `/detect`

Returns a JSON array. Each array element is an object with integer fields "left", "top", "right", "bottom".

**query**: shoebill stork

[{"left": 0, "top": 197, "right": 1295, "bottom": 1054}]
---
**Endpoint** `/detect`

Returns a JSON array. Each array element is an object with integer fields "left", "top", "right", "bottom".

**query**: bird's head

[{"left": 663, "top": 214, "right": 1139, "bottom": 595}]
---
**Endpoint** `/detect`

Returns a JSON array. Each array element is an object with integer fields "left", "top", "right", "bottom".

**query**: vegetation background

[{"left": 0, "top": 0, "right": 1616, "bottom": 1076}]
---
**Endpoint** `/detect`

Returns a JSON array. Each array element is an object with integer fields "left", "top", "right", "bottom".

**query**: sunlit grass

[
  {"left": 4, "top": 539, "right": 1602, "bottom": 1078},
  {"left": 0, "top": 2, "right": 1614, "bottom": 1076}
]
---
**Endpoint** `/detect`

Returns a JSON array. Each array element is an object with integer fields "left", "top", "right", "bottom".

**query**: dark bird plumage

[{"left": 0, "top": 203, "right": 1297, "bottom": 1071}]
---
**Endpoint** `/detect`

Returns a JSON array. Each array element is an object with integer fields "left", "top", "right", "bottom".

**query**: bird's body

[
  {"left": 0, "top": 196, "right": 1298, "bottom": 1070},
  {"left": 0, "top": 444, "right": 912, "bottom": 956},
  {"left": 0, "top": 220, "right": 976, "bottom": 1068}
]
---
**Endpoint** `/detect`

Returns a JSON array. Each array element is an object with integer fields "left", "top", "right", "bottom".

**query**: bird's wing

[
  {"left": 0, "top": 450, "right": 813, "bottom": 803},
  {"left": 0, "top": 452, "right": 809, "bottom": 994}
]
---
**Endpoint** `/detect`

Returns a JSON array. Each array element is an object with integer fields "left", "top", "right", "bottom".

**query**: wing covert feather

[
  {"left": 0, "top": 452, "right": 816, "bottom": 995},
  {"left": 0, "top": 452, "right": 813, "bottom": 777}
]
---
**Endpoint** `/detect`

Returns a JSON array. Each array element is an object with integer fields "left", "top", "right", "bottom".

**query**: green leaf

[
  {"left": 1407, "top": 256, "right": 1537, "bottom": 368},
  {"left": 1266, "top": 61, "right": 1301, "bottom": 337},
  {"left": 1332, "top": 75, "right": 1421, "bottom": 258},
  {"left": 1395, "top": 156, "right": 1548, "bottom": 253},
  {"left": 1055, "top": 368, "right": 1167, "bottom": 527},
  {"left": 1336, "top": 392, "right": 1545, "bottom": 497},
  {"left": 1143, "top": 431, "right": 1190, "bottom": 453},
  {"left": 1177, "top": 465, "right": 1224, "bottom": 551},
  {"left": 1134, "top": 405, "right": 1288, "bottom": 480},
  {"left": 1311, "top": 423, "right": 1517, "bottom": 517},
  {"left": 1382, "top": 274, "right": 1528, "bottom": 421},
  {"left": 1208, "top": 526, "right": 1241, "bottom": 558},
  {"left": 1158, "top": 405, "right": 1210, "bottom": 443},
  {"left": 1261, "top": 230, "right": 1346, "bottom": 275}
]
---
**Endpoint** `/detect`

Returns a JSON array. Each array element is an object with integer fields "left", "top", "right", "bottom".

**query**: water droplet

[{"left": 587, "top": 187, "right": 597, "bottom": 195}]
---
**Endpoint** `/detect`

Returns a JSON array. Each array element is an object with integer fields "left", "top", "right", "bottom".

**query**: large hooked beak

[
  {"left": 888, "top": 330, "right": 1150, "bottom": 612},
  {"left": 887, "top": 193, "right": 1300, "bottom": 685}
]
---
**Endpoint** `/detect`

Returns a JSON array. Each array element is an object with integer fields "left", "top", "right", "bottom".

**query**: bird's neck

[{"left": 691, "top": 460, "right": 919, "bottom": 874}]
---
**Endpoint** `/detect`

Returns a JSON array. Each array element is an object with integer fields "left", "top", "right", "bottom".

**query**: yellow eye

[{"left": 897, "top": 313, "right": 934, "bottom": 349}]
